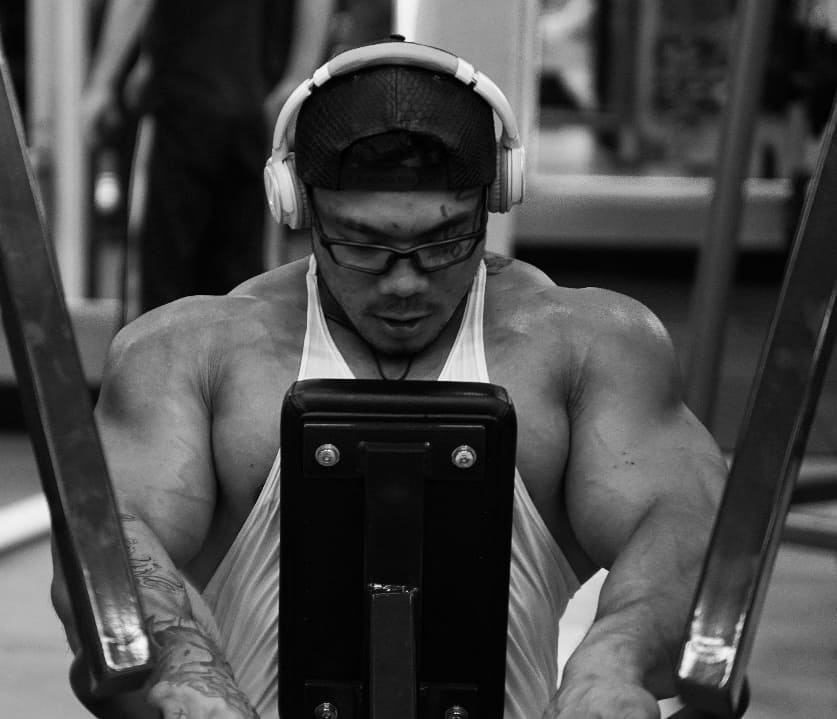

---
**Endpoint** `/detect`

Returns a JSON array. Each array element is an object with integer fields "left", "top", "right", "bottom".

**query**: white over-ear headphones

[{"left": 263, "top": 39, "right": 526, "bottom": 229}]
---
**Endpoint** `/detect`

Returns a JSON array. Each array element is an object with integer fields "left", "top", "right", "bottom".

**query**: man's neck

[{"left": 316, "top": 272, "right": 469, "bottom": 381}]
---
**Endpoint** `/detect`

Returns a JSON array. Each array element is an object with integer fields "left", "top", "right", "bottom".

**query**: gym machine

[
  {"left": 0, "top": 39, "right": 152, "bottom": 699},
  {"left": 279, "top": 379, "right": 517, "bottom": 719},
  {"left": 676, "top": 88, "right": 837, "bottom": 718}
]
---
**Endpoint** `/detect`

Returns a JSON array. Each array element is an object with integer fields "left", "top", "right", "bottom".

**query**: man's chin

[
  {"left": 371, "top": 337, "right": 427, "bottom": 358},
  {"left": 365, "top": 329, "right": 434, "bottom": 359}
]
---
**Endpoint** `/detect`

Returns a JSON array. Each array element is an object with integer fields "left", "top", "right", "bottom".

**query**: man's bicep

[
  {"left": 95, "top": 332, "right": 217, "bottom": 566},
  {"left": 569, "top": 408, "right": 724, "bottom": 564},
  {"left": 565, "top": 306, "right": 725, "bottom": 568}
]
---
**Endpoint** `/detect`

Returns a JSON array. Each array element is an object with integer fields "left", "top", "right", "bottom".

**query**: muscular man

[{"left": 53, "top": 40, "right": 725, "bottom": 719}]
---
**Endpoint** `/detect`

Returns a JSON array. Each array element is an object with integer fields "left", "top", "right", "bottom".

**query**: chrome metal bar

[
  {"left": 0, "top": 41, "right": 152, "bottom": 697},
  {"left": 686, "top": 0, "right": 780, "bottom": 425},
  {"left": 677, "top": 92, "right": 837, "bottom": 716}
]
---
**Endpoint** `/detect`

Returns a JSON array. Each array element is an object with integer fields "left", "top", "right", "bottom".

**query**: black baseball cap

[{"left": 294, "top": 61, "right": 497, "bottom": 191}]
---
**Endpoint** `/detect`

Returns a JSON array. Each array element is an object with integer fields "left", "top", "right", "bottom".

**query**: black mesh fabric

[{"left": 295, "top": 65, "right": 497, "bottom": 190}]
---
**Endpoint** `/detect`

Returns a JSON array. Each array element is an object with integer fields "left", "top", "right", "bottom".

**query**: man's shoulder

[
  {"left": 108, "top": 260, "right": 309, "bottom": 373},
  {"left": 485, "top": 256, "right": 674, "bottom": 366},
  {"left": 120, "top": 295, "right": 265, "bottom": 343},
  {"left": 486, "top": 256, "right": 656, "bottom": 332},
  {"left": 556, "top": 283, "right": 678, "bottom": 387}
]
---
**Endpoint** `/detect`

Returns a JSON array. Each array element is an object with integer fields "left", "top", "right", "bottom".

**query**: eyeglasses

[{"left": 310, "top": 204, "right": 486, "bottom": 275}]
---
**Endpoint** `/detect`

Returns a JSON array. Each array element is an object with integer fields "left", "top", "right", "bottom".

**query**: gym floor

[{"left": 1, "top": 247, "right": 835, "bottom": 717}]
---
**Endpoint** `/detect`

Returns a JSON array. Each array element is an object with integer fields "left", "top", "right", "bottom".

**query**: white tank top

[{"left": 202, "top": 256, "right": 580, "bottom": 719}]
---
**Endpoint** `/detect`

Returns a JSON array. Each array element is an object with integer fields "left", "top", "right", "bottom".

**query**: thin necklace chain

[
  {"left": 323, "top": 309, "right": 415, "bottom": 381},
  {"left": 319, "top": 277, "right": 415, "bottom": 381}
]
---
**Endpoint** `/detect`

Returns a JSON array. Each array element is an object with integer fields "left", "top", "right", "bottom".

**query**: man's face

[{"left": 310, "top": 187, "right": 487, "bottom": 357}]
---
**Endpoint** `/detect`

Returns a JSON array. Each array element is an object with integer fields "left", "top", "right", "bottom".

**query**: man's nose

[{"left": 378, "top": 257, "right": 430, "bottom": 297}]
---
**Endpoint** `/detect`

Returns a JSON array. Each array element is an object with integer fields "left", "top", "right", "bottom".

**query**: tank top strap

[
  {"left": 298, "top": 255, "right": 354, "bottom": 380},
  {"left": 438, "top": 260, "right": 489, "bottom": 383}
]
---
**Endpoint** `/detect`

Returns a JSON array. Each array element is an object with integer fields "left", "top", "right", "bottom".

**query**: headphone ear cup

[
  {"left": 284, "top": 154, "right": 310, "bottom": 229},
  {"left": 295, "top": 176, "right": 311, "bottom": 230},
  {"left": 488, "top": 145, "right": 509, "bottom": 213},
  {"left": 488, "top": 144, "right": 525, "bottom": 213},
  {"left": 506, "top": 145, "right": 525, "bottom": 210},
  {"left": 264, "top": 158, "right": 284, "bottom": 225},
  {"left": 263, "top": 153, "right": 309, "bottom": 229}
]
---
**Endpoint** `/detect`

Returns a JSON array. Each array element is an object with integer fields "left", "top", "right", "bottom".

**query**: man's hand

[
  {"left": 145, "top": 623, "right": 259, "bottom": 718},
  {"left": 544, "top": 675, "right": 660, "bottom": 719}
]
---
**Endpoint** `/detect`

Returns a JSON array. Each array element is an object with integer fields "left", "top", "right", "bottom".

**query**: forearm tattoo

[
  {"left": 149, "top": 619, "right": 256, "bottom": 717},
  {"left": 125, "top": 537, "right": 186, "bottom": 593},
  {"left": 120, "top": 513, "right": 185, "bottom": 594},
  {"left": 118, "top": 514, "right": 256, "bottom": 715}
]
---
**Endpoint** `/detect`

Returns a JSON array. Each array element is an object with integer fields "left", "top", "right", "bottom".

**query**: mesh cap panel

[{"left": 295, "top": 65, "right": 497, "bottom": 190}]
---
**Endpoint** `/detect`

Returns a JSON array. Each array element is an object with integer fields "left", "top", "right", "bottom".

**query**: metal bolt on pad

[
  {"left": 314, "top": 444, "right": 340, "bottom": 467},
  {"left": 314, "top": 701, "right": 338, "bottom": 719},
  {"left": 445, "top": 706, "right": 469, "bottom": 719},
  {"left": 451, "top": 445, "right": 477, "bottom": 469}
]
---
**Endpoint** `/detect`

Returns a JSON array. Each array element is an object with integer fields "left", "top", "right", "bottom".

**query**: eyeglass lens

[{"left": 329, "top": 233, "right": 480, "bottom": 272}]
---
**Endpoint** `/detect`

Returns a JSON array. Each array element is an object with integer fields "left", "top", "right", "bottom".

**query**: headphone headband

[
  {"left": 270, "top": 41, "right": 522, "bottom": 161},
  {"left": 265, "top": 39, "right": 525, "bottom": 226}
]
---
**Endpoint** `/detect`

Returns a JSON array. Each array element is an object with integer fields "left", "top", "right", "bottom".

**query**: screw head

[
  {"left": 451, "top": 445, "right": 477, "bottom": 469},
  {"left": 445, "top": 706, "right": 469, "bottom": 719},
  {"left": 314, "top": 444, "right": 340, "bottom": 467},
  {"left": 314, "top": 701, "right": 338, "bottom": 719}
]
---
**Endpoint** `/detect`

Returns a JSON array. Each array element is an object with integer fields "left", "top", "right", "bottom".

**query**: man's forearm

[
  {"left": 119, "top": 513, "right": 241, "bottom": 683},
  {"left": 563, "top": 506, "right": 710, "bottom": 698},
  {"left": 120, "top": 513, "right": 257, "bottom": 716},
  {"left": 121, "top": 512, "right": 194, "bottom": 619},
  {"left": 56, "top": 512, "right": 250, "bottom": 715}
]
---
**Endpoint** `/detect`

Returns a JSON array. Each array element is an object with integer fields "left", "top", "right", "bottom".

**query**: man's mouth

[{"left": 377, "top": 315, "right": 428, "bottom": 332}]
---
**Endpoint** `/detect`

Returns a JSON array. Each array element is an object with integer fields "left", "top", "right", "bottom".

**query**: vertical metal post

[
  {"left": 406, "top": 0, "right": 540, "bottom": 256},
  {"left": 53, "top": 0, "right": 89, "bottom": 298},
  {"left": 685, "top": 0, "right": 779, "bottom": 425},
  {"left": 608, "top": 0, "right": 642, "bottom": 163},
  {"left": 26, "top": 0, "right": 54, "bottom": 216}
]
